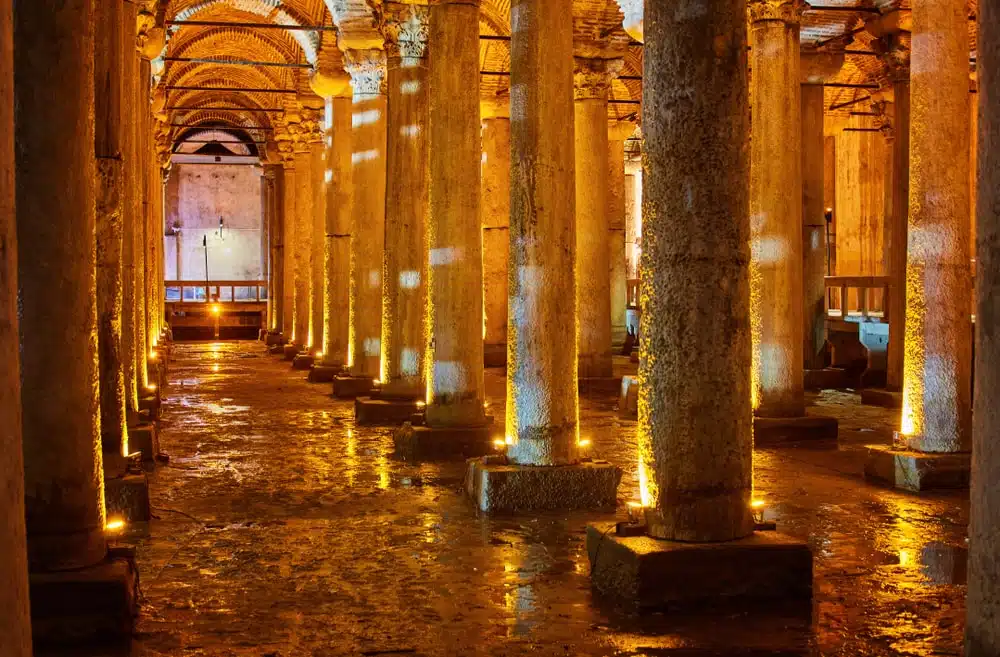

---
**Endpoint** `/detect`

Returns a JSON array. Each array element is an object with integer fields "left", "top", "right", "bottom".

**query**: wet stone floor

[{"left": 56, "top": 341, "right": 969, "bottom": 656}]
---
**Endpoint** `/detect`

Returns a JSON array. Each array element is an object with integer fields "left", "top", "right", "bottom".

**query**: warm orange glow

[
  {"left": 315, "top": 351, "right": 323, "bottom": 359},
  {"left": 105, "top": 518, "right": 125, "bottom": 533},
  {"left": 504, "top": 435, "right": 514, "bottom": 446},
  {"left": 493, "top": 438, "right": 506, "bottom": 449},
  {"left": 146, "top": 384, "right": 157, "bottom": 392},
  {"left": 578, "top": 438, "right": 592, "bottom": 447},
  {"left": 415, "top": 401, "right": 426, "bottom": 408},
  {"left": 149, "top": 351, "right": 158, "bottom": 360},
  {"left": 637, "top": 453, "right": 651, "bottom": 508},
  {"left": 751, "top": 499, "right": 766, "bottom": 510},
  {"left": 212, "top": 303, "right": 221, "bottom": 316}
]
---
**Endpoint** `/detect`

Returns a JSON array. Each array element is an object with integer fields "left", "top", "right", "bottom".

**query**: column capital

[
  {"left": 384, "top": 2, "right": 429, "bottom": 63},
  {"left": 747, "top": 0, "right": 806, "bottom": 25},
  {"left": 573, "top": 57, "right": 623, "bottom": 101},
  {"left": 873, "top": 33, "right": 911, "bottom": 84},
  {"left": 870, "top": 99, "right": 895, "bottom": 141},
  {"left": 135, "top": 5, "right": 165, "bottom": 60},
  {"left": 344, "top": 48, "right": 388, "bottom": 96}
]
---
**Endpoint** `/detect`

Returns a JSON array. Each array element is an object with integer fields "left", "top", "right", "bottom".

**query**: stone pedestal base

[
  {"left": 586, "top": 523, "right": 812, "bottom": 611},
  {"left": 333, "top": 375, "right": 375, "bottom": 399},
  {"left": 753, "top": 415, "right": 838, "bottom": 447},
  {"left": 265, "top": 332, "right": 286, "bottom": 346},
  {"left": 465, "top": 456, "right": 622, "bottom": 513},
  {"left": 268, "top": 344, "right": 285, "bottom": 355},
  {"left": 578, "top": 376, "right": 623, "bottom": 396},
  {"left": 619, "top": 375, "right": 639, "bottom": 419},
  {"left": 394, "top": 422, "right": 494, "bottom": 461},
  {"left": 804, "top": 367, "right": 849, "bottom": 390},
  {"left": 484, "top": 343, "right": 507, "bottom": 368},
  {"left": 128, "top": 422, "right": 159, "bottom": 463},
  {"left": 30, "top": 552, "right": 138, "bottom": 646},
  {"left": 864, "top": 444, "right": 971, "bottom": 491},
  {"left": 138, "top": 393, "right": 161, "bottom": 421},
  {"left": 104, "top": 474, "right": 151, "bottom": 523},
  {"left": 282, "top": 344, "right": 300, "bottom": 361},
  {"left": 292, "top": 353, "right": 315, "bottom": 370},
  {"left": 308, "top": 363, "right": 341, "bottom": 383},
  {"left": 258, "top": 328, "right": 268, "bottom": 341},
  {"left": 356, "top": 397, "right": 421, "bottom": 426},
  {"left": 860, "top": 388, "right": 902, "bottom": 409}
]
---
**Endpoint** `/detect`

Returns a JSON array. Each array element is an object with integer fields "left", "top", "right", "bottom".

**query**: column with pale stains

[
  {"left": 280, "top": 147, "right": 296, "bottom": 344},
  {"left": 608, "top": 123, "right": 632, "bottom": 347},
  {"left": 292, "top": 136, "right": 313, "bottom": 352},
  {"left": 309, "top": 121, "right": 325, "bottom": 358},
  {"left": 481, "top": 103, "right": 510, "bottom": 368}
]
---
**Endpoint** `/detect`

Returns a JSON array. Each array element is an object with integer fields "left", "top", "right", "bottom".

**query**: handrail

[
  {"left": 824, "top": 275, "right": 889, "bottom": 322},
  {"left": 165, "top": 280, "right": 267, "bottom": 304}
]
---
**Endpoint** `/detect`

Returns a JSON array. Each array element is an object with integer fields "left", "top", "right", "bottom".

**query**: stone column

[
  {"left": 574, "top": 58, "right": 620, "bottom": 380},
  {"left": 261, "top": 168, "right": 272, "bottom": 334},
  {"left": 505, "top": 0, "right": 579, "bottom": 465},
  {"left": 749, "top": 0, "right": 805, "bottom": 418},
  {"left": 309, "top": 128, "right": 325, "bottom": 357},
  {"left": 378, "top": 3, "right": 430, "bottom": 400},
  {"left": 292, "top": 140, "right": 313, "bottom": 350},
  {"left": 263, "top": 165, "right": 281, "bottom": 334},
  {"left": 120, "top": 0, "right": 139, "bottom": 416},
  {"left": 898, "top": 0, "right": 971, "bottom": 453},
  {"left": 95, "top": 0, "right": 128, "bottom": 459},
  {"left": 424, "top": 0, "right": 487, "bottom": 427},
  {"left": 608, "top": 123, "right": 632, "bottom": 348},
  {"left": 968, "top": 2, "right": 1000, "bottom": 650},
  {"left": 15, "top": 0, "right": 108, "bottom": 570},
  {"left": 134, "top": 57, "right": 150, "bottom": 391},
  {"left": 0, "top": 1, "right": 32, "bottom": 652},
  {"left": 280, "top": 150, "right": 296, "bottom": 341},
  {"left": 481, "top": 104, "right": 510, "bottom": 368},
  {"left": 343, "top": 50, "right": 387, "bottom": 385}
]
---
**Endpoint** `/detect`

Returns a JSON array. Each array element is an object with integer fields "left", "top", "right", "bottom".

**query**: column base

[
  {"left": 578, "top": 376, "right": 623, "bottom": 395},
  {"left": 803, "top": 367, "right": 849, "bottom": 390},
  {"left": 258, "top": 328, "right": 268, "bottom": 341},
  {"left": 465, "top": 456, "right": 622, "bottom": 513},
  {"left": 291, "top": 353, "right": 315, "bottom": 370},
  {"left": 333, "top": 374, "right": 375, "bottom": 399},
  {"left": 753, "top": 415, "right": 838, "bottom": 447},
  {"left": 860, "top": 388, "right": 902, "bottom": 409},
  {"left": 586, "top": 523, "right": 812, "bottom": 611},
  {"left": 138, "top": 393, "right": 161, "bottom": 421},
  {"left": 619, "top": 375, "right": 639, "bottom": 419},
  {"left": 104, "top": 474, "right": 151, "bottom": 523},
  {"left": 356, "top": 396, "right": 422, "bottom": 426},
  {"left": 308, "top": 362, "right": 342, "bottom": 383},
  {"left": 129, "top": 422, "right": 160, "bottom": 462},
  {"left": 282, "top": 344, "right": 300, "bottom": 361},
  {"left": 864, "top": 444, "right": 971, "bottom": 491},
  {"left": 30, "top": 550, "right": 138, "bottom": 646},
  {"left": 264, "top": 332, "right": 286, "bottom": 346},
  {"left": 393, "top": 421, "right": 495, "bottom": 461},
  {"left": 484, "top": 343, "right": 507, "bottom": 368}
]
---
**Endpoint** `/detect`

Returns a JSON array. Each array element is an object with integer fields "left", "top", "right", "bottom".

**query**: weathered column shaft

[
  {"left": 426, "top": 0, "right": 487, "bottom": 426},
  {"left": 262, "top": 169, "right": 272, "bottom": 331},
  {"left": 968, "top": 4, "right": 1000, "bottom": 651},
  {"left": 640, "top": 0, "right": 754, "bottom": 542},
  {"left": 481, "top": 114, "right": 510, "bottom": 361},
  {"left": 608, "top": 136, "right": 628, "bottom": 346},
  {"left": 345, "top": 50, "right": 387, "bottom": 379},
  {"left": 269, "top": 166, "right": 285, "bottom": 333},
  {"left": 120, "top": 0, "right": 139, "bottom": 415},
  {"left": 381, "top": 4, "right": 429, "bottom": 397},
  {"left": 801, "top": 84, "right": 826, "bottom": 369},
  {"left": 900, "top": 0, "right": 971, "bottom": 452},
  {"left": 15, "top": 0, "right": 109, "bottom": 570},
  {"left": 749, "top": 0, "right": 805, "bottom": 418},
  {"left": 506, "top": 0, "right": 579, "bottom": 464},
  {"left": 323, "top": 95, "right": 352, "bottom": 366},
  {"left": 0, "top": 1, "right": 33, "bottom": 651},
  {"left": 310, "top": 138, "right": 325, "bottom": 353},
  {"left": 574, "top": 59, "right": 616, "bottom": 380},
  {"left": 293, "top": 145, "right": 313, "bottom": 348},
  {"left": 281, "top": 160, "right": 296, "bottom": 338},
  {"left": 135, "top": 58, "right": 150, "bottom": 390}
]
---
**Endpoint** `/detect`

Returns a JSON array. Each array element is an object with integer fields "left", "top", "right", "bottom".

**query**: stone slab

[
  {"left": 264, "top": 332, "right": 286, "bottom": 346},
  {"left": 864, "top": 444, "right": 971, "bottom": 491},
  {"left": 356, "top": 397, "right": 421, "bottom": 426},
  {"left": 128, "top": 422, "right": 159, "bottom": 462},
  {"left": 29, "top": 553, "right": 138, "bottom": 646},
  {"left": 861, "top": 388, "right": 902, "bottom": 409},
  {"left": 395, "top": 422, "right": 495, "bottom": 461},
  {"left": 803, "top": 367, "right": 849, "bottom": 390},
  {"left": 308, "top": 363, "right": 341, "bottom": 383},
  {"left": 753, "top": 415, "right": 838, "bottom": 447},
  {"left": 104, "top": 474, "right": 151, "bottom": 523},
  {"left": 465, "top": 457, "right": 622, "bottom": 513},
  {"left": 586, "top": 523, "right": 812, "bottom": 611},
  {"left": 333, "top": 375, "right": 374, "bottom": 399},
  {"left": 619, "top": 375, "right": 638, "bottom": 419},
  {"left": 484, "top": 343, "right": 507, "bottom": 368},
  {"left": 578, "top": 376, "right": 623, "bottom": 396},
  {"left": 268, "top": 344, "right": 285, "bottom": 356},
  {"left": 282, "top": 344, "right": 299, "bottom": 361},
  {"left": 292, "top": 354, "right": 315, "bottom": 370}
]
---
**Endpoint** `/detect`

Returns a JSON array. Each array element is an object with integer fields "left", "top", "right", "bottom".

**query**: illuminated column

[
  {"left": 292, "top": 139, "right": 313, "bottom": 351},
  {"left": 343, "top": 49, "right": 387, "bottom": 385},
  {"left": 481, "top": 103, "right": 510, "bottom": 368},
  {"left": 968, "top": 3, "right": 1000, "bottom": 649},
  {"left": 898, "top": 0, "right": 971, "bottom": 453},
  {"left": 263, "top": 164, "right": 283, "bottom": 335},
  {"left": 120, "top": 0, "right": 139, "bottom": 415},
  {"left": 749, "top": 0, "right": 805, "bottom": 417},
  {"left": 505, "top": 0, "right": 579, "bottom": 465},
  {"left": 260, "top": 167, "right": 272, "bottom": 334},
  {"left": 0, "top": 1, "right": 32, "bottom": 652},
  {"left": 280, "top": 148, "right": 296, "bottom": 342},
  {"left": 608, "top": 123, "right": 632, "bottom": 347},
  {"left": 574, "top": 58, "right": 620, "bottom": 380},
  {"left": 134, "top": 57, "right": 151, "bottom": 390},
  {"left": 309, "top": 128, "right": 325, "bottom": 357},
  {"left": 378, "top": 3, "right": 430, "bottom": 400},
  {"left": 95, "top": 0, "right": 128, "bottom": 459}
]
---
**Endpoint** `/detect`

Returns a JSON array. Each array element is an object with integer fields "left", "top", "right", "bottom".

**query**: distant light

[
  {"left": 415, "top": 401, "right": 426, "bottom": 408},
  {"left": 105, "top": 518, "right": 125, "bottom": 533},
  {"left": 315, "top": 351, "right": 323, "bottom": 359},
  {"left": 146, "top": 384, "right": 157, "bottom": 392},
  {"left": 751, "top": 499, "right": 766, "bottom": 509},
  {"left": 578, "top": 438, "right": 592, "bottom": 447},
  {"left": 493, "top": 439, "right": 506, "bottom": 449},
  {"left": 212, "top": 304, "right": 221, "bottom": 316},
  {"left": 504, "top": 435, "right": 514, "bottom": 446}
]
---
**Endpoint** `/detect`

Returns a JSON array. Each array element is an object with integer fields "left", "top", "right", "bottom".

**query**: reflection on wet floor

[{"left": 45, "top": 341, "right": 969, "bottom": 657}]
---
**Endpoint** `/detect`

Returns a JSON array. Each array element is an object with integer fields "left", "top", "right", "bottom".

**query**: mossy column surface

[
  {"left": 15, "top": 0, "right": 110, "bottom": 569},
  {"left": 899, "top": 0, "right": 971, "bottom": 453},
  {"left": 749, "top": 0, "right": 805, "bottom": 418},
  {"left": 505, "top": 0, "right": 579, "bottom": 464},
  {"left": 639, "top": 0, "right": 754, "bottom": 541}
]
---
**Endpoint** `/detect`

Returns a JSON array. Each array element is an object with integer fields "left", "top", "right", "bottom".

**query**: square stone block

[
  {"left": 466, "top": 457, "right": 622, "bottom": 513},
  {"left": 333, "top": 375, "right": 374, "bottom": 399},
  {"left": 128, "top": 422, "right": 159, "bottom": 463},
  {"left": 804, "top": 367, "right": 849, "bottom": 390},
  {"left": 864, "top": 444, "right": 971, "bottom": 491},
  {"left": 619, "top": 375, "right": 638, "bottom": 419},
  {"left": 292, "top": 353, "right": 315, "bottom": 370},
  {"left": 860, "top": 388, "right": 903, "bottom": 409},
  {"left": 265, "top": 332, "right": 285, "bottom": 346},
  {"left": 484, "top": 343, "right": 507, "bottom": 368},
  {"left": 308, "top": 363, "right": 341, "bottom": 383},
  {"left": 356, "top": 397, "right": 421, "bottom": 426},
  {"left": 268, "top": 344, "right": 285, "bottom": 355},
  {"left": 30, "top": 553, "right": 138, "bottom": 646},
  {"left": 394, "top": 422, "right": 494, "bottom": 461},
  {"left": 586, "top": 523, "right": 812, "bottom": 611},
  {"left": 282, "top": 344, "right": 299, "bottom": 361},
  {"left": 578, "top": 376, "right": 623, "bottom": 396},
  {"left": 138, "top": 393, "right": 161, "bottom": 419},
  {"left": 753, "top": 415, "right": 838, "bottom": 447},
  {"left": 104, "top": 474, "right": 151, "bottom": 523}
]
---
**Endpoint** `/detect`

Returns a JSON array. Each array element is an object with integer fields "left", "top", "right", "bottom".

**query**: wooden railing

[
  {"left": 824, "top": 275, "right": 889, "bottom": 322},
  {"left": 165, "top": 280, "right": 267, "bottom": 304}
]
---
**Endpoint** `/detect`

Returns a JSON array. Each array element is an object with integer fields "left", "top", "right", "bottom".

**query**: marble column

[
  {"left": 345, "top": 50, "right": 387, "bottom": 380},
  {"left": 264, "top": 165, "right": 282, "bottom": 333},
  {"left": 380, "top": 3, "right": 430, "bottom": 398},
  {"left": 639, "top": 0, "right": 754, "bottom": 541},
  {"left": 292, "top": 140, "right": 313, "bottom": 349},
  {"left": 321, "top": 90, "right": 353, "bottom": 368},
  {"left": 15, "top": 0, "right": 109, "bottom": 570},
  {"left": 0, "top": 1, "right": 32, "bottom": 652},
  {"left": 481, "top": 106, "right": 510, "bottom": 368},
  {"left": 801, "top": 85, "right": 826, "bottom": 369},
  {"left": 280, "top": 152, "right": 296, "bottom": 340},
  {"left": 95, "top": 0, "right": 128, "bottom": 458},
  {"left": 261, "top": 168, "right": 272, "bottom": 333},
  {"left": 968, "top": 3, "right": 1000, "bottom": 650},
  {"left": 749, "top": 0, "right": 805, "bottom": 418},
  {"left": 898, "top": 0, "right": 971, "bottom": 452},
  {"left": 506, "top": 0, "right": 579, "bottom": 464},
  {"left": 574, "top": 58, "right": 619, "bottom": 380},
  {"left": 426, "top": 0, "right": 488, "bottom": 427},
  {"left": 608, "top": 124, "right": 631, "bottom": 347},
  {"left": 135, "top": 58, "right": 150, "bottom": 391},
  {"left": 120, "top": 0, "right": 139, "bottom": 415},
  {"left": 310, "top": 131, "right": 325, "bottom": 355}
]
